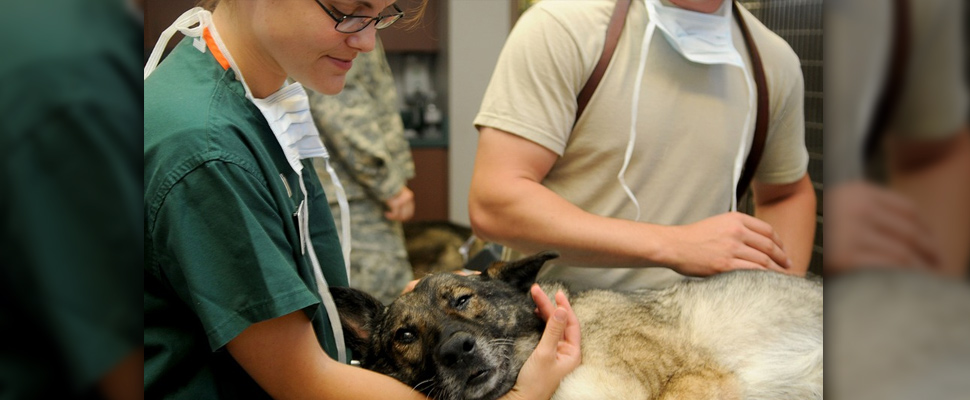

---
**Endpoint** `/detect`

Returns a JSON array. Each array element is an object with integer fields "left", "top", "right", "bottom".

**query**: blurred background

[{"left": 1, "top": 0, "right": 968, "bottom": 398}]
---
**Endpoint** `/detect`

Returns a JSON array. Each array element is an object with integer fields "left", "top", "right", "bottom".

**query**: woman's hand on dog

[{"left": 500, "top": 285, "right": 582, "bottom": 400}]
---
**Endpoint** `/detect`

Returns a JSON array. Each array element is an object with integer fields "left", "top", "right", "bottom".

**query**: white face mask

[
  {"left": 251, "top": 82, "right": 330, "bottom": 171},
  {"left": 145, "top": 7, "right": 351, "bottom": 364},
  {"left": 646, "top": 0, "right": 745, "bottom": 67},
  {"left": 619, "top": 0, "right": 755, "bottom": 218}
]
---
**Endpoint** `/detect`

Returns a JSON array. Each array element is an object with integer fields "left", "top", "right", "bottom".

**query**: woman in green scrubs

[{"left": 144, "top": 0, "right": 580, "bottom": 398}]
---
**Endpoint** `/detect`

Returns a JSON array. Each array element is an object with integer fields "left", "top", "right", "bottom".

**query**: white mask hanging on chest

[
  {"left": 620, "top": 0, "right": 756, "bottom": 219},
  {"left": 646, "top": 0, "right": 745, "bottom": 68}
]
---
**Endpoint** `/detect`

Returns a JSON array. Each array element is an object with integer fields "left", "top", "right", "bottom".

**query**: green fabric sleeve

[{"left": 151, "top": 158, "right": 321, "bottom": 350}]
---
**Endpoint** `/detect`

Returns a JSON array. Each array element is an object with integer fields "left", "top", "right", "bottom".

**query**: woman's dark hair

[{"left": 195, "top": 0, "right": 428, "bottom": 28}]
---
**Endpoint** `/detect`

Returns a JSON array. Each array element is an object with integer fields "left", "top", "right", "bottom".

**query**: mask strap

[
  {"left": 144, "top": 7, "right": 210, "bottom": 79},
  {"left": 619, "top": 19, "right": 658, "bottom": 222},
  {"left": 730, "top": 67, "right": 755, "bottom": 211},
  {"left": 316, "top": 148, "right": 353, "bottom": 283},
  {"left": 300, "top": 176, "right": 349, "bottom": 364},
  {"left": 305, "top": 237, "right": 348, "bottom": 364},
  {"left": 203, "top": 21, "right": 257, "bottom": 100}
]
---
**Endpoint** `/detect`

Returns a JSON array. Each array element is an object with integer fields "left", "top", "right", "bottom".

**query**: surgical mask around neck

[
  {"left": 646, "top": 0, "right": 744, "bottom": 67},
  {"left": 618, "top": 0, "right": 755, "bottom": 218}
]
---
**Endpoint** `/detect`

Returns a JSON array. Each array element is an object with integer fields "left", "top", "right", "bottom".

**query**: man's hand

[
  {"left": 663, "top": 212, "right": 793, "bottom": 276},
  {"left": 825, "top": 181, "right": 942, "bottom": 275},
  {"left": 384, "top": 187, "right": 415, "bottom": 222}
]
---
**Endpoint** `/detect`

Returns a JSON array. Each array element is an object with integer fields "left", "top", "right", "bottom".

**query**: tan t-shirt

[
  {"left": 827, "top": 0, "right": 968, "bottom": 185},
  {"left": 474, "top": 0, "right": 809, "bottom": 290}
]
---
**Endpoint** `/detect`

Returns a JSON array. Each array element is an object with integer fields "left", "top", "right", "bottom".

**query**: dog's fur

[{"left": 333, "top": 252, "right": 823, "bottom": 400}]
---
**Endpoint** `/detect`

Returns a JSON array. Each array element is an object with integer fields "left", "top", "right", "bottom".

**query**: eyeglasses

[{"left": 316, "top": 1, "right": 405, "bottom": 33}]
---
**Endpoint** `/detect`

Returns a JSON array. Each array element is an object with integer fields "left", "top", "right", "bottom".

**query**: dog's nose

[{"left": 439, "top": 332, "right": 476, "bottom": 367}]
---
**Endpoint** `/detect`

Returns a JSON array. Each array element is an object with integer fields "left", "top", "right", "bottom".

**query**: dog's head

[{"left": 333, "top": 251, "right": 560, "bottom": 400}]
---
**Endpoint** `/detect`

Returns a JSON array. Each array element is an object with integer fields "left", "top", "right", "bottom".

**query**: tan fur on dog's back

[
  {"left": 543, "top": 271, "right": 822, "bottom": 400},
  {"left": 549, "top": 288, "right": 742, "bottom": 400}
]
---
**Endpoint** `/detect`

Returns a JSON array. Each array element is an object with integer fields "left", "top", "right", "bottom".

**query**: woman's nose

[{"left": 346, "top": 24, "right": 377, "bottom": 53}]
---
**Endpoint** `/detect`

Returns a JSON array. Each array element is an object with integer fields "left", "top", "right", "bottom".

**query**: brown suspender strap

[
  {"left": 864, "top": 0, "right": 909, "bottom": 161},
  {"left": 574, "top": 0, "right": 768, "bottom": 202},
  {"left": 575, "top": 0, "right": 631, "bottom": 123},
  {"left": 732, "top": 1, "right": 769, "bottom": 202}
]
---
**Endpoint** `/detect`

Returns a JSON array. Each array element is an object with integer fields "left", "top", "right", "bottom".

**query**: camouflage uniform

[{"left": 308, "top": 40, "right": 415, "bottom": 304}]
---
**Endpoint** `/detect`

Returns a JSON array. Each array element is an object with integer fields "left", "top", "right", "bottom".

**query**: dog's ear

[
  {"left": 331, "top": 286, "right": 385, "bottom": 358},
  {"left": 484, "top": 251, "right": 560, "bottom": 292}
]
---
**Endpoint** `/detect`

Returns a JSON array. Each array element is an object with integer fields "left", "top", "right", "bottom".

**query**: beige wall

[{"left": 447, "top": 0, "right": 511, "bottom": 225}]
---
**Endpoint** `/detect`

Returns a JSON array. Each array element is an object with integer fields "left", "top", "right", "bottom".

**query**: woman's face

[{"left": 249, "top": 0, "right": 395, "bottom": 95}]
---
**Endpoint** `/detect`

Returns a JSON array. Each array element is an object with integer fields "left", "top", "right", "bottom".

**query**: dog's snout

[{"left": 439, "top": 332, "right": 476, "bottom": 367}]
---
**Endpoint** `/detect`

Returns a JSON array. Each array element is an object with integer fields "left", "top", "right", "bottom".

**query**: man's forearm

[
  {"left": 469, "top": 177, "right": 668, "bottom": 269},
  {"left": 754, "top": 175, "right": 818, "bottom": 275}
]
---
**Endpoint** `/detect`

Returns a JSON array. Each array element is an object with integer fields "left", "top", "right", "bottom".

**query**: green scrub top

[
  {"left": 1, "top": 1, "right": 142, "bottom": 398},
  {"left": 144, "top": 36, "right": 349, "bottom": 398}
]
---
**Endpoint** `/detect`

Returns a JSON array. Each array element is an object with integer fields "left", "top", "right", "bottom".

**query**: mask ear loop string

[
  {"left": 301, "top": 177, "right": 349, "bottom": 365},
  {"left": 618, "top": 18, "right": 658, "bottom": 222},
  {"left": 317, "top": 147, "right": 353, "bottom": 279},
  {"left": 144, "top": 7, "right": 209, "bottom": 79}
]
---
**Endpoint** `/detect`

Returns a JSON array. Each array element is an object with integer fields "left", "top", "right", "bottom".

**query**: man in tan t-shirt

[
  {"left": 826, "top": 0, "right": 970, "bottom": 277},
  {"left": 471, "top": 0, "right": 817, "bottom": 290}
]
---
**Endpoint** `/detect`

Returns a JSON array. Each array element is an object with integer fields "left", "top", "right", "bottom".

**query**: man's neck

[{"left": 666, "top": 0, "right": 725, "bottom": 14}]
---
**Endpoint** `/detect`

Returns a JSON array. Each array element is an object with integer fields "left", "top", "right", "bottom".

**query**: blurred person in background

[
  {"left": 827, "top": 1, "right": 970, "bottom": 398},
  {"left": 308, "top": 39, "right": 416, "bottom": 305},
  {"left": 143, "top": 0, "right": 580, "bottom": 398},
  {"left": 0, "top": 0, "right": 143, "bottom": 399},
  {"left": 826, "top": 0, "right": 970, "bottom": 278},
  {"left": 470, "top": 0, "right": 817, "bottom": 291}
]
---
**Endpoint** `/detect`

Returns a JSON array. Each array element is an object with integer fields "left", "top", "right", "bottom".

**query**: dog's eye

[
  {"left": 453, "top": 294, "right": 473, "bottom": 310},
  {"left": 394, "top": 328, "right": 417, "bottom": 344}
]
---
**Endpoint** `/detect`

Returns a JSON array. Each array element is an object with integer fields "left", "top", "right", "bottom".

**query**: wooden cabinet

[
  {"left": 380, "top": 0, "right": 440, "bottom": 53},
  {"left": 408, "top": 147, "right": 449, "bottom": 222}
]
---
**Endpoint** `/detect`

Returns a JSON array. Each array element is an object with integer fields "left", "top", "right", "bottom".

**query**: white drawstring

[
  {"left": 729, "top": 63, "right": 756, "bottom": 211},
  {"left": 620, "top": 0, "right": 755, "bottom": 214},
  {"left": 144, "top": 7, "right": 209, "bottom": 80},
  {"left": 316, "top": 147, "right": 353, "bottom": 283},
  {"left": 619, "top": 19, "right": 657, "bottom": 222},
  {"left": 302, "top": 177, "right": 348, "bottom": 364}
]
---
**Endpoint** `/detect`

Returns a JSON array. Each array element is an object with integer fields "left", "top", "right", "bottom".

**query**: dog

[{"left": 333, "top": 251, "right": 823, "bottom": 400}]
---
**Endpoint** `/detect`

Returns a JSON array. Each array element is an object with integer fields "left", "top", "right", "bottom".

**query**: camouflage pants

[{"left": 331, "top": 199, "right": 414, "bottom": 304}]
